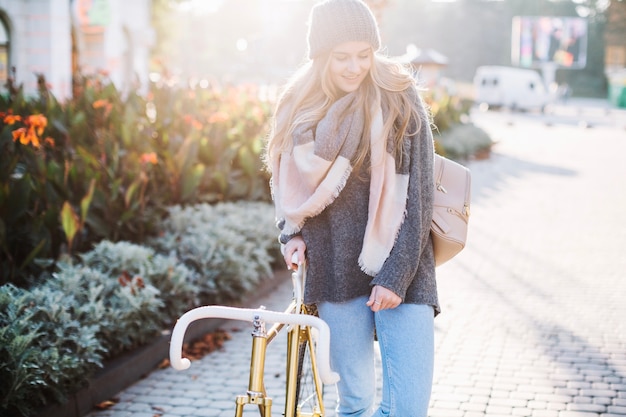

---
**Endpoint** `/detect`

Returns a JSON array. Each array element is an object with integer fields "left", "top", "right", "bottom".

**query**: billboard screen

[{"left": 512, "top": 16, "right": 588, "bottom": 69}]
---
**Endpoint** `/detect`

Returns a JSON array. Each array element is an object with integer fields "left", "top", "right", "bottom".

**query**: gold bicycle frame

[
  {"left": 231, "top": 300, "right": 326, "bottom": 417},
  {"left": 285, "top": 309, "right": 325, "bottom": 417},
  {"left": 170, "top": 264, "right": 338, "bottom": 417}
]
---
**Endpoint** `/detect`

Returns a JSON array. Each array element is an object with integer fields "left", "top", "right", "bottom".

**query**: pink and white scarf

[{"left": 271, "top": 92, "right": 410, "bottom": 276}]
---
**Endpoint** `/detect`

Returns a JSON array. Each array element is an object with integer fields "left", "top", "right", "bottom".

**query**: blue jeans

[{"left": 318, "top": 297, "right": 434, "bottom": 417}]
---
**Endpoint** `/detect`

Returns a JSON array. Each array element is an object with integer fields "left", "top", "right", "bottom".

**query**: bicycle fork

[
  {"left": 285, "top": 324, "right": 325, "bottom": 417},
  {"left": 235, "top": 314, "right": 272, "bottom": 417},
  {"left": 234, "top": 315, "right": 324, "bottom": 417}
]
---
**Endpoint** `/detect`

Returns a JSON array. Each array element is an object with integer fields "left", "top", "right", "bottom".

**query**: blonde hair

[{"left": 264, "top": 51, "right": 422, "bottom": 172}]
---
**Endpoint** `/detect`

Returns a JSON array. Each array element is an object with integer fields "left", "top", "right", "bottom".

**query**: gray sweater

[{"left": 285, "top": 95, "right": 439, "bottom": 316}]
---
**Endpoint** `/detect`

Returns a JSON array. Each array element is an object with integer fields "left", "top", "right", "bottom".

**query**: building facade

[{"left": 0, "top": 0, "right": 153, "bottom": 100}]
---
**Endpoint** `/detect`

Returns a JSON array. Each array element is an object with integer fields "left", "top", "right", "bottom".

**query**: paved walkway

[{"left": 87, "top": 102, "right": 626, "bottom": 417}]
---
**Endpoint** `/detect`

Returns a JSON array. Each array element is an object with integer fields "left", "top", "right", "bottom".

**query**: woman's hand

[
  {"left": 283, "top": 235, "right": 306, "bottom": 271},
  {"left": 366, "top": 285, "right": 401, "bottom": 312}
]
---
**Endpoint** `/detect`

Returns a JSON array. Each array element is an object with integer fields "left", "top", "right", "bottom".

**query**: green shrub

[
  {"left": 150, "top": 201, "right": 279, "bottom": 302},
  {"left": 1, "top": 73, "right": 273, "bottom": 288},
  {"left": 1, "top": 198, "right": 282, "bottom": 416},
  {"left": 78, "top": 240, "right": 199, "bottom": 320},
  {"left": 0, "top": 283, "right": 105, "bottom": 416},
  {"left": 24, "top": 285, "right": 105, "bottom": 399},
  {"left": 434, "top": 123, "right": 494, "bottom": 161},
  {"left": 426, "top": 90, "right": 474, "bottom": 132},
  {"left": 47, "top": 263, "right": 164, "bottom": 357},
  {"left": 148, "top": 81, "right": 272, "bottom": 204},
  {"left": 0, "top": 92, "right": 66, "bottom": 287},
  {"left": 0, "top": 284, "right": 48, "bottom": 416},
  {"left": 422, "top": 88, "right": 494, "bottom": 160},
  {"left": 0, "top": 260, "right": 166, "bottom": 415}
]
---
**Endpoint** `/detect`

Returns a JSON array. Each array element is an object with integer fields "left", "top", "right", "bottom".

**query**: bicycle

[{"left": 169, "top": 258, "right": 340, "bottom": 417}]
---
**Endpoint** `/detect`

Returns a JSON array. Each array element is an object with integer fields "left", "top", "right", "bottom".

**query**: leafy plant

[
  {"left": 423, "top": 87, "right": 493, "bottom": 160},
  {"left": 1, "top": 72, "right": 274, "bottom": 288},
  {"left": 147, "top": 77, "right": 272, "bottom": 204},
  {"left": 48, "top": 263, "right": 164, "bottom": 357},
  {"left": 0, "top": 261, "right": 164, "bottom": 416},
  {"left": 0, "top": 285, "right": 47, "bottom": 417},
  {"left": 150, "top": 201, "right": 279, "bottom": 302},
  {"left": 78, "top": 240, "right": 199, "bottom": 320},
  {"left": 0, "top": 93, "right": 65, "bottom": 287},
  {"left": 0, "top": 283, "right": 105, "bottom": 416},
  {"left": 425, "top": 89, "right": 474, "bottom": 133},
  {"left": 434, "top": 123, "right": 494, "bottom": 161}
]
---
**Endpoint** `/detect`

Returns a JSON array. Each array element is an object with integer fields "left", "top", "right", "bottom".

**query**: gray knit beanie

[{"left": 307, "top": 0, "right": 381, "bottom": 59}]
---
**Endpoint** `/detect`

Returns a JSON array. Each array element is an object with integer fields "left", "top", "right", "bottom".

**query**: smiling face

[{"left": 327, "top": 41, "right": 373, "bottom": 94}]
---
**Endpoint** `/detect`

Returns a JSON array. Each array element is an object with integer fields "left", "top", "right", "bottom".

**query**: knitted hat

[{"left": 307, "top": 0, "right": 381, "bottom": 59}]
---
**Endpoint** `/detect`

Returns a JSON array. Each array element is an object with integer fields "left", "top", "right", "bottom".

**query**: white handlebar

[{"left": 169, "top": 305, "right": 340, "bottom": 385}]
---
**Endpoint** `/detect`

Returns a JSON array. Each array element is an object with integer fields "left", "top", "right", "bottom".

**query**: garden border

[{"left": 35, "top": 269, "right": 291, "bottom": 417}]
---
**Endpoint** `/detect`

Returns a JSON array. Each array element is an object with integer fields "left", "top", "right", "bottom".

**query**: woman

[{"left": 265, "top": 0, "right": 439, "bottom": 415}]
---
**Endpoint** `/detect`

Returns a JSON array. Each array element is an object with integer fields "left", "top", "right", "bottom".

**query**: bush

[
  {"left": 0, "top": 256, "right": 178, "bottom": 415},
  {"left": 47, "top": 263, "right": 164, "bottom": 357},
  {"left": 423, "top": 87, "right": 494, "bottom": 161},
  {"left": 0, "top": 73, "right": 273, "bottom": 288},
  {"left": 0, "top": 200, "right": 280, "bottom": 416},
  {"left": 150, "top": 201, "right": 279, "bottom": 302},
  {"left": 425, "top": 89, "right": 474, "bottom": 133},
  {"left": 0, "top": 283, "right": 105, "bottom": 416},
  {"left": 434, "top": 123, "right": 494, "bottom": 161},
  {"left": 78, "top": 240, "right": 200, "bottom": 320},
  {"left": 0, "top": 284, "right": 48, "bottom": 416}
]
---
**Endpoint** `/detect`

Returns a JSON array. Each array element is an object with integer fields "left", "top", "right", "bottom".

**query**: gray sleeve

[{"left": 276, "top": 218, "right": 301, "bottom": 244}]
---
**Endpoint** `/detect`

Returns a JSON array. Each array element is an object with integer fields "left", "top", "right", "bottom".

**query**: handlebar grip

[{"left": 169, "top": 306, "right": 340, "bottom": 385}]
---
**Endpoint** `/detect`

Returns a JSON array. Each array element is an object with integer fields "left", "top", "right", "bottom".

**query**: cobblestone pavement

[{"left": 86, "top": 101, "right": 626, "bottom": 417}]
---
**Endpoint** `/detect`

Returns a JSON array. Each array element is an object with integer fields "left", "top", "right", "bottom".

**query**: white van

[{"left": 473, "top": 66, "right": 554, "bottom": 112}]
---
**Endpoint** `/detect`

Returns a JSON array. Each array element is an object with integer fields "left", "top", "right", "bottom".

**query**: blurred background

[{"left": 1, "top": 0, "right": 625, "bottom": 99}]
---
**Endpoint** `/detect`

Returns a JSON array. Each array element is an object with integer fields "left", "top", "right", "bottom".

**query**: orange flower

[
  {"left": 183, "top": 115, "right": 203, "bottom": 130},
  {"left": 9, "top": 114, "right": 49, "bottom": 149},
  {"left": 12, "top": 127, "right": 41, "bottom": 148},
  {"left": 93, "top": 99, "right": 109, "bottom": 109},
  {"left": 251, "top": 106, "right": 264, "bottom": 120},
  {"left": 140, "top": 152, "right": 158, "bottom": 165},
  {"left": 208, "top": 111, "right": 229, "bottom": 124},
  {"left": 27, "top": 114, "right": 47, "bottom": 135},
  {"left": 4, "top": 114, "right": 22, "bottom": 125},
  {"left": 28, "top": 127, "right": 41, "bottom": 148},
  {"left": 12, "top": 128, "right": 27, "bottom": 144},
  {"left": 93, "top": 99, "right": 113, "bottom": 117},
  {"left": 192, "top": 119, "right": 203, "bottom": 130}
]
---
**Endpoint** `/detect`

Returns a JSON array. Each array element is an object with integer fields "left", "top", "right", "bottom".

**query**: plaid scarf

[{"left": 271, "top": 92, "right": 410, "bottom": 276}]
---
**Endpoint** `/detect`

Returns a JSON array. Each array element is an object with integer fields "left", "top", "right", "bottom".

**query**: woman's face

[{"left": 328, "top": 41, "right": 372, "bottom": 94}]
